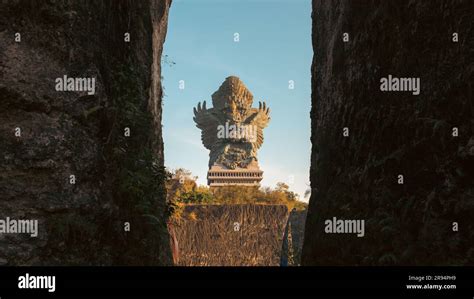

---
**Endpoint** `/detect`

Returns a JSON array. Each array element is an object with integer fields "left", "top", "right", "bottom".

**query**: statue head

[{"left": 211, "top": 76, "right": 253, "bottom": 123}]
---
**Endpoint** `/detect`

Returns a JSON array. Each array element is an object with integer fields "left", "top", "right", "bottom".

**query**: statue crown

[{"left": 211, "top": 76, "right": 253, "bottom": 111}]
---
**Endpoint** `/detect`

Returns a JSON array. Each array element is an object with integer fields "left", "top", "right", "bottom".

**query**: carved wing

[
  {"left": 193, "top": 101, "right": 219, "bottom": 150},
  {"left": 247, "top": 101, "right": 270, "bottom": 151}
]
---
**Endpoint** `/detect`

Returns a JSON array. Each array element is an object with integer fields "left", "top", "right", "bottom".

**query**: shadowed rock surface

[
  {"left": 281, "top": 209, "right": 307, "bottom": 266},
  {"left": 172, "top": 204, "right": 289, "bottom": 266},
  {"left": 0, "top": 0, "right": 172, "bottom": 265},
  {"left": 303, "top": 0, "right": 473, "bottom": 265}
]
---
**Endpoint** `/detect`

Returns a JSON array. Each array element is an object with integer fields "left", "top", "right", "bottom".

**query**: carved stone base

[{"left": 207, "top": 161, "right": 263, "bottom": 187}]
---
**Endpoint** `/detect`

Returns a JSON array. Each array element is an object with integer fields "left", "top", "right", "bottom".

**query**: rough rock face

[
  {"left": 0, "top": 0, "right": 172, "bottom": 265},
  {"left": 303, "top": 0, "right": 473, "bottom": 265},
  {"left": 172, "top": 204, "right": 289, "bottom": 266},
  {"left": 280, "top": 209, "right": 307, "bottom": 266}
]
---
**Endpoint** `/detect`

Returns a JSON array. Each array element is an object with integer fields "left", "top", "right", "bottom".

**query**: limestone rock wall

[
  {"left": 172, "top": 204, "right": 289, "bottom": 266},
  {"left": 0, "top": 0, "right": 172, "bottom": 265},
  {"left": 280, "top": 209, "right": 307, "bottom": 266},
  {"left": 302, "top": 0, "right": 473, "bottom": 265}
]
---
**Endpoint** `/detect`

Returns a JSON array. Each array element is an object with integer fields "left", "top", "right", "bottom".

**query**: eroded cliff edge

[
  {"left": 303, "top": 0, "right": 473, "bottom": 265},
  {"left": 0, "top": 0, "right": 172, "bottom": 265}
]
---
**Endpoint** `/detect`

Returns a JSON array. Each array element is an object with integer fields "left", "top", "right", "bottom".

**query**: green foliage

[
  {"left": 104, "top": 60, "right": 169, "bottom": 264},
  {"left": 83, "top": 104, "right": 103, "bottom": 119},
  {"left": 46, "top": 213, "right": 110, "bottom": 265},
  {"left": 378, "top": 253, "right": 398, "bottom": 265},
  {"left": 180, "top": 190, "right": 214, "bottom": 204},
  {"left": 111, "top": 63, "right": 164, "bottom": 216},
  {"left": 161, "top": 54, "right": 176, "bottom": 67},
  {"left": 165, "top": 169, "right": 308, "bottom": 213}
]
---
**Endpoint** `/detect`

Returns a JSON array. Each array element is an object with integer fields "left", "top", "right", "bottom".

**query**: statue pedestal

[{"left": 207, "top": 161, "right": 263, "bottom": 187}]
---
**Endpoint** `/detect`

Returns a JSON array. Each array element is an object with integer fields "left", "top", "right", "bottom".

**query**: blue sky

[{"left": 162, "top": 0, "right": 312, "bottom": 201}]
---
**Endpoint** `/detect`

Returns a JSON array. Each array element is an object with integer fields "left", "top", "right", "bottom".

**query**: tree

[
  {"left": 276, "top": 182, "right": 289, "bottom": 192},
  {"left": 165, "top": 169, "right": 308, "bottom": 211}
]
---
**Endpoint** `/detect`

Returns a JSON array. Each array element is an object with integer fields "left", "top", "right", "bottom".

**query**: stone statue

[{"left": 193, "top": 76, "right": 270, "bottom": 186}]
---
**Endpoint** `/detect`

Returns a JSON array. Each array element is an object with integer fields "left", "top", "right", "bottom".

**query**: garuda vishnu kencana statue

[{"left": 193, "top": 76, "right": 270, "bottom": 186}]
